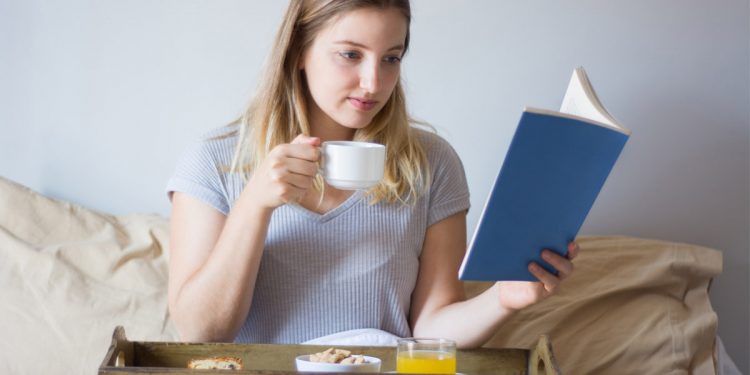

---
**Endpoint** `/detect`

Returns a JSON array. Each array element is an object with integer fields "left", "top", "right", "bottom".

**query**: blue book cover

[{"left": 459, "top": 68, "right": 630, "bottom": 281}]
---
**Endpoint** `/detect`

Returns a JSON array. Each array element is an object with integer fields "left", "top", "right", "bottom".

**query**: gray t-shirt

[{"left": 166, "top": 125, "right": 470, "bottom": 343}]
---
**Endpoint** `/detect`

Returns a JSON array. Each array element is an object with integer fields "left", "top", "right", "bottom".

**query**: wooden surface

[{"left": 100, "top": 326, "right": 557, "bottom": 375}]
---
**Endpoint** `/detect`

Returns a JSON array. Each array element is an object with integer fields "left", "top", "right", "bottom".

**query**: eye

[
  {"left": 383, "top": 55, "right": 402, "bottom": 64},
  {"left": 338, "top": 51, "right": 360, "bottom": 60}
]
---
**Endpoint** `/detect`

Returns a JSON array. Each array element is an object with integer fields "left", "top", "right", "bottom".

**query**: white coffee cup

[{"left": 320, "top": 141, "right": 386, "bottom": 190}]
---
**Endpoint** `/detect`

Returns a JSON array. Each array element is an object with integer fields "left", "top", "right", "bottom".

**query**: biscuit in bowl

[{"left": 296, "top": 348, "right": 380, "bottom": 373}]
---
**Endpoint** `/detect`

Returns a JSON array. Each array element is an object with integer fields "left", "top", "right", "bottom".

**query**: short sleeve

[
  {"left": 422, "top": 132, "right": 471, "bottom": 227},
  {"left": 165, "top": 129, "right": 238, "bottom": 215}
]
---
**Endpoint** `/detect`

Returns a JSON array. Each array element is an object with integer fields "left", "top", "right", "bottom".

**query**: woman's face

[{"left": 300, "top": 7, "right": 407, "bottom": 135}]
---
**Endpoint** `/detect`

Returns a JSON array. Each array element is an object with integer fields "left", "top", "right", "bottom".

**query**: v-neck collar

[{"left": 287, "top": 190, "right": 364, "bottom": 223}]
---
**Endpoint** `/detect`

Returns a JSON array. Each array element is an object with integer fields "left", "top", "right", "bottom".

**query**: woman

[{"left": 166, "top": 0, "right": 577, "bottom": 347}]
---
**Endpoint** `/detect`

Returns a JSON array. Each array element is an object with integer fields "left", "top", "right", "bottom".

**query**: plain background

[{"left": 1, "top": 0, "right": 748, "bottom": 372}]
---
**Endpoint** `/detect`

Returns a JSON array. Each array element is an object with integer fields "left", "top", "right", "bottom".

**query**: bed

[{"left": 0, "top": 176, "right": 727, "bottom": 374}]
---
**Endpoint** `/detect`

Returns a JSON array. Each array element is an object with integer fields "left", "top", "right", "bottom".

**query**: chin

[{"left": 337, "top": 114, "right": 377, "bottom": 130}]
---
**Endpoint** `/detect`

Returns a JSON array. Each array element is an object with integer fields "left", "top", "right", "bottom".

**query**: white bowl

[{"left": 295, "top": 355, "right": 382, "bottom": 373}]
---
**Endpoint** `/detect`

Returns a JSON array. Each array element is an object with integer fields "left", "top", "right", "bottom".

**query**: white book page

[{"left": 560, "top": 68, "right": 626, "bottom": 131}]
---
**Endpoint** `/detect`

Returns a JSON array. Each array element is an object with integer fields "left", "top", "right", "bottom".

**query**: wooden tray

[{"left": 99, "top": 326, "right": 559, "bottom": 375}]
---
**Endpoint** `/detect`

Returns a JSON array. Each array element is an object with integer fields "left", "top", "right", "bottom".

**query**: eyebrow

[{"left": 333, "top": 40, "right": 404, "bottom": 52}]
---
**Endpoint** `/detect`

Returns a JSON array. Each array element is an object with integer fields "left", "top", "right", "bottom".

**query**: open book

[{"left": 459, "top": 67, "right": 631, "bottom": 281}]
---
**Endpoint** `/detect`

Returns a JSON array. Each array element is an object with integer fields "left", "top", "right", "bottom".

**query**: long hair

[{"left": 229, "top": 0, "right": 429, "bottom": 205}]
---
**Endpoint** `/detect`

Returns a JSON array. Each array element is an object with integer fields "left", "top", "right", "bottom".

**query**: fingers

[
  {"left": 291, "top": 134, "right": 321, "bottom": 146},
  {"left": 279, "top": 135, "right": 322, "bottom": 163},
  {"left": 284, "top": 158, "right": 319, "bottom": 177},
  {"left": 268, "top": 136, "right": 320, "bottom": 178},
  {"left": 269, "top": 160, "right": 316, "bottom": 187},
  {"left": 541, "top": 250, "right": 574, "bottom": 279},
  {"left": 566, "top": 241, "right": 580, "bottom": 260},
  {"left": 276, "top": 184, "right": 307, "bottom": 204},
  {"left": 277, "top": 142, "right": 320, "bottom": 162},
  {"left": 252, "top": 136, "right": 323, "bottom": 209},
  {"left": 262, "top": 168, "right": 311, "bottom": 206},
  {"left": 529, "top": 244, "right": 578, "bottom": 294},
  {"left": 528, "top": 262, "right": 559, "bottom": 294},
  {"left": 264, "top": 164, "right": 310, "bottom": 194}
]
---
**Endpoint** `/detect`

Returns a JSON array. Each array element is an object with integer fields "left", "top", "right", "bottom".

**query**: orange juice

[{"left": 396, "top": 350, "right": 457, "bottom": 374}]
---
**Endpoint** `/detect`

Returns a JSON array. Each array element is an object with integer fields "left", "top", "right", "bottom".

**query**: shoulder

[
  {"left": 411, "top": 126, "right": 462, "bottom": 166},
  {"left": 171, "top": 124, "right": 241, "bottom": 186},
  {"left": 410, "top": 125, "right": 468, "bottom": 189},
  {"left": 185, "top": 124, "right": 240, "bottom": 166},
  {"left": 198, "top": 124, "right": 240, "bottom": 150},
  {"left": 167, "top": 124, "right": 242, "bottom": 215},
  {"left": 410, "top": 126, "right": 470, "bottom": 223},
  {"left": 200, "top": 123, "right": 239, "bottom": 140}
]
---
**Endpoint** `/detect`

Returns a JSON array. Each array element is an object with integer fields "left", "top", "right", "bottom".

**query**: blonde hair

[{"left": 229, "top": 0, "right": 429, "bottom": 205}]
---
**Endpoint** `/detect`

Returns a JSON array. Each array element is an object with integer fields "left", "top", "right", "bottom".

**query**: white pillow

[{"left": 302, "top": 328, "right": 401, "bottom": 346}]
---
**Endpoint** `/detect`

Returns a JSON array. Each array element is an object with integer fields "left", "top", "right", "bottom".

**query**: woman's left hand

[{"left": 494, "top": 241, "right": 579, "bottom": 312}]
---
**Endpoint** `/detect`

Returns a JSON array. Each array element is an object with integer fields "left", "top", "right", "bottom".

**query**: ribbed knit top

[{"left": 166, "top": 125, "right": 470, "bottom": 343}]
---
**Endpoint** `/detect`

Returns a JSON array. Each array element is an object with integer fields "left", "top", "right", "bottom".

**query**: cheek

[
  {"left": 308, "top": 63, "right": 357, "bottom": 103},
  {"left": 382, "top": 68, "right": 401, "bottom": 92},
  {"left": 333, "top": 65, "right": 361, "bottom": 95}
]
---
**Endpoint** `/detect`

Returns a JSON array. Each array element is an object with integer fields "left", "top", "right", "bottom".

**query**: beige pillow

[
  {"left": 464, "top": 235, "right": 721, "bottom": 374},
  {"left": 0, "top": 177, "right": 178, "bottom": 374}
]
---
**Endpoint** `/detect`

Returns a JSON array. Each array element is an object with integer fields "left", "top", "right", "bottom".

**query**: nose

[{"left": 359, "top": 60, "right": 381, "bottom": 93}]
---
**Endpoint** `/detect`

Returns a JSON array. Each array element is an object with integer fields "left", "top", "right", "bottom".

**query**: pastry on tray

[{"left": 187, "top": 356, "right": 243, "bottom": 370}]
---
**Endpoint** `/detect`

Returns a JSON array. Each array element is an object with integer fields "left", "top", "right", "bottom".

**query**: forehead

[{"left": 314, "top": 7, "right": 408, "bottom": 50}]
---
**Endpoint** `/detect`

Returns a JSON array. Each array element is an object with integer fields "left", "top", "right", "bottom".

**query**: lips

[{"left": 347, "top": 97, "right": 378, "bottom": 111}]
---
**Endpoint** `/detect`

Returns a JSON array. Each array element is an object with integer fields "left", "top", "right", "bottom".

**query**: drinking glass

[{"left": 396, "top": 338, "right": 457, "bottom": 374}]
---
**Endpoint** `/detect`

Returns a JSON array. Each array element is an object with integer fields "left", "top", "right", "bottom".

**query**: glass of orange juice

[{"left": 396, "top": 338, "right": 457, "bottom": 374}]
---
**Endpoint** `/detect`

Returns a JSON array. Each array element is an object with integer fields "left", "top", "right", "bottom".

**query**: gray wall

[{"left": 1, "top": 0, "right": 748, "bottom": 371}]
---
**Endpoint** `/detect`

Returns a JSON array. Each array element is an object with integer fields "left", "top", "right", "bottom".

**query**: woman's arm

[
  {"left": 409, "top": 211, "right": 504, "bottom": 348},
  {"left": 168, "top": 135, "right": 320, "bottom": 342},
  {"left": 168, "top": 191, "right": 273, "bottom": 342},
  {"left": 409, "top": 212, "right": 577, "bottom": 348}
]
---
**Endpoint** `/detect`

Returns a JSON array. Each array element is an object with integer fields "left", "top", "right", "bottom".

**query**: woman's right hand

[{"left": 245, "top": 134, "right": 321, "bottom": 209}]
